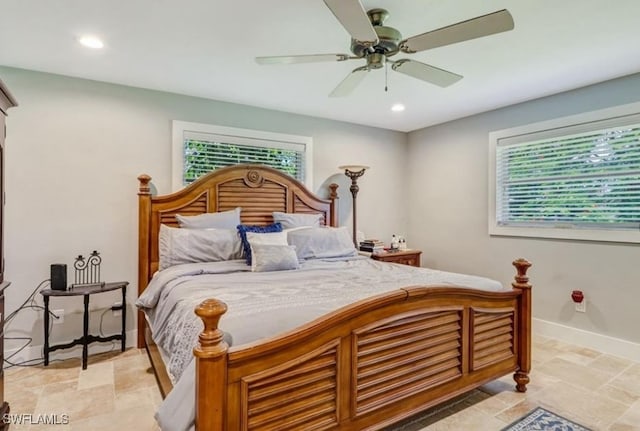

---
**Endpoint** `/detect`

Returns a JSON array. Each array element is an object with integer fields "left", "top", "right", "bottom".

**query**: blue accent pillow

[{"left": 237, "top": 223, "right": 283, "bottom": 265}]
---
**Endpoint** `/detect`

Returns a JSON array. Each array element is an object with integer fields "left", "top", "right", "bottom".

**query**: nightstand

[
  {"left": 40, "top": 281, "right": 128, "bottom": 370},
  {"left": 371, "top": 249, "right": 422, "bottom": 267}
]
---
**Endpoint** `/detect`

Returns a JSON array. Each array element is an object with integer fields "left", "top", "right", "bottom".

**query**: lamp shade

[{"left": 339, "top": 165, "right": 370, "bottom": 172}]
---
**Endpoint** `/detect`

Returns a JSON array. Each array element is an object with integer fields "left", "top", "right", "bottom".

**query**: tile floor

[{"left": 5, "top": 335, "right": 640, "bottom": 430}]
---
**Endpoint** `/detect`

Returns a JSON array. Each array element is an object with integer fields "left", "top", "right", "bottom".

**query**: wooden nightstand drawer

[{"left": 371, "top": 249, "right": 422, "bottom": 267}]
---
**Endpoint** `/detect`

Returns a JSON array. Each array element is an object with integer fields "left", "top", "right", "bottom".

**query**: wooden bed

[{"left": 137, "top": 164, "right": 532, "bottom": 431}]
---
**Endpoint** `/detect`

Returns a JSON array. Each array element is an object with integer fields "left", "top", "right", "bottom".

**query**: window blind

[
  {"left": 496, "top": 124, "right": 640, "bottom": 229},
  {"left": 182, "top": 132, "right": 306, "bottom": 185}
]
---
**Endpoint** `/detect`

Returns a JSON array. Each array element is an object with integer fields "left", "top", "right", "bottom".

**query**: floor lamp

[{"left": 339, "top": 165, "right": 369, "bottom": 247}]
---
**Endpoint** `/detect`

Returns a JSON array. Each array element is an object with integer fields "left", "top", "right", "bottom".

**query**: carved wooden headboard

[{"left": 137, "top": 164, "right": 338, "bottom": 285}]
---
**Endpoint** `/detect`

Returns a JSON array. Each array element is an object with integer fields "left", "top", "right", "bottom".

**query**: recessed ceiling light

[
  {"left": 78, "top": 35, "right": 104, "bottom": 49},
  {"left": 391, "top": 103, "right": 405, "bottom": 112}
]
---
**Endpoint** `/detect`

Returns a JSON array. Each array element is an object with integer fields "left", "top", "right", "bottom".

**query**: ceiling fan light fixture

[
  {"left": 256, "top": 4, "right": 514, "bottom": 97},
  {"left": 78, "top": 35, "right": 104, "bottom": 49},
  {"left": 391, "top": 104, "right": 405, "bottom": 112}
]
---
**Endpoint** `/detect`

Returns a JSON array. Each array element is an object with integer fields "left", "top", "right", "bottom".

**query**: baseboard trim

[
  {"left": 4, "top": 329, "right": 138, "bottom": 366},
  {"left": 533, "top": 318, "right": 640, "bottom": 361}
]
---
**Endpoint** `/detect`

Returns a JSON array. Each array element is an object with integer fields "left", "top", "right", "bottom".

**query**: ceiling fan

[{"left": 256, "top": 0, "right": 514, "bottom": 97}]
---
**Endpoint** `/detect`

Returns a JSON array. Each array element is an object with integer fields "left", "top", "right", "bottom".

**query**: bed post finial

[
  {"left": 194, "top": 299, "right": 229, "bottom": 431},
  {"left": 329, "top": 183, "right": 339, "bottom": 200},
  {"left": 512, "top": 258, "right": 532, "bottom": 289},
  {"left": 512, "top": 258, "right": 532, "bottom": 392},
  {"left": 137, "top": 174, "right": 153, "bottom": 348},
  {"left": 195, "top": 299, "right": 228, "bottom": 351},
  {"left": 138, "top": 174, "right": 152, "bottom": 195}
]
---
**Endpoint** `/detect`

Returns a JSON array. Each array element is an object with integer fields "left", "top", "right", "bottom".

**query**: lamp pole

[{"left": 339, "top": 165, "right": 368, "bottom": 247}]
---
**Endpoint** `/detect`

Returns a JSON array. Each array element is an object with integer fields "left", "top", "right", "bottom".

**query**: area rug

[{"left": 501, "top": 407, "right": 592, "bottom": 431}]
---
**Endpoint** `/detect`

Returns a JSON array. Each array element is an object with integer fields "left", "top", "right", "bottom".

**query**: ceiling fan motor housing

[{"left": 350, "top": 8, "right": 402, "bottom": 58}]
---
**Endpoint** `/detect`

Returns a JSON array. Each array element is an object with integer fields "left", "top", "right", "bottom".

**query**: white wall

[
  {"left": 0, "top": 66, "right": 407, "bottom": 360},
  {"left": 7, "top": 63, "right": 636, "bottom": 362},
  {"left": 407, "top": 73, "right": 640, "bottom": 347}
]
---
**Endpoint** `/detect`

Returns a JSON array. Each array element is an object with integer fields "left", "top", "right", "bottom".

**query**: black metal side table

[{"left": 40, "top": 281, "right": 128, "bottom": 370}]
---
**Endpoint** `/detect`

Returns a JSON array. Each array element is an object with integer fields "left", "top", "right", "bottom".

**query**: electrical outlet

[
  {"left": 575, "top": 301, "right": 586, "bottom": 313},
  {"left": 52, "top": 309, "right": 65, "bottom": 324},
  {"left": 112, "top": 301, "right": 123, "bottom": 317}
]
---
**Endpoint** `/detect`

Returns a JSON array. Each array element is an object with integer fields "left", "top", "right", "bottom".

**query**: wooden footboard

[{"left": 194, "top": 259, "right": 532, "bottom": 431}]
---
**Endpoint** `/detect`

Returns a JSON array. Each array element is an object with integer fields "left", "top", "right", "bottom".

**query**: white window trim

[
  {"left": 172, "top": 121, "right": 313, "bottom": 192},
  {"left": 489, "top": 102, "right": 640, "bottom": 244}
]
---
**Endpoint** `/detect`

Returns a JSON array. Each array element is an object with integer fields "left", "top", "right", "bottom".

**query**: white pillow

[
  {"left": 244, "top": 231, "right": 289, "bottom": 266},
  {"left": 158, "top": 225, "right": 242, "bottom": 270},
  {"left": 245, "top": 230, "right": 288, "bottom": 247},
  {"left": 250, "top": 243, "right": 300, "bottom": 272},
  {"left": 287, "top": 226, "right": 358, "bottom": 260},
  {"left": 272, "top": 212, "right": 322, "bottom": 229},
  {"left": 176, "top": 207, "right": 241, "bottom": 229}
]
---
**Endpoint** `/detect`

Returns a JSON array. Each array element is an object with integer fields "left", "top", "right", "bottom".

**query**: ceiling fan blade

[
  {"left": 391, "top": 59, "right": 462, "bottom": 87},
  {"left": 329, "top": 67, "right": 368, "bottom": 97},
  {"left": 323, "top": 0, "right": 378, "bottom": 45},
  {"left": 400, "top": 9, "right": 514, "bottom": 53},
  {"left": 256, "top": 54, "right": 351, "bottom": 65}
]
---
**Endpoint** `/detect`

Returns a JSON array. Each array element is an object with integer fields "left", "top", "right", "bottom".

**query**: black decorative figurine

[{"left": 71, "top": 250, "right": 105, "bottom": 288}]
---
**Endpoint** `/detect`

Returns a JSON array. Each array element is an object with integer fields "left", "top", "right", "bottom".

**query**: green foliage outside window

[
  {"left": 499, "top": 126, "right": 640, "bottom": 227},
  {"left": 184, "top": 139, "right": 301, "bottom": 185}
]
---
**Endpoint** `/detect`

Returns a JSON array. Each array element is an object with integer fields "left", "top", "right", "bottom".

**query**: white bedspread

[{"left": 136, "top": 256, "right": 505, "bottom": 431}]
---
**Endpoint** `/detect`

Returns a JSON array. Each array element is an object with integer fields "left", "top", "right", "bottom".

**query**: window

[
  {"left": 489, "top": 103, "right": 640, "bottom": 243},
  {"left": 172, "top": 121, "right": 313, "bottom": 190}
]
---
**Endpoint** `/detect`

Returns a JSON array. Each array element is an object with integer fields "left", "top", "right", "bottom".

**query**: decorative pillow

[
  {"left": 287, "top": 226, "right": 358, "bottom": 260},
  {"left": 176, "top": 207, "right": 241, "bottom": 229},
  {"left": 246, "top": 230, "right": 288, "bottom": 246},
  {"left": 158, "top": 224, "right": 242, "bottom": 270},
  {"left": 272, "top": 212, "right": 323, "bottom": 229},
  {"left": 250, "top": 243, "right": 299, "bottom": 272},
  {"left": 237, "top": 223, "right": 283, "bottom": 265}
]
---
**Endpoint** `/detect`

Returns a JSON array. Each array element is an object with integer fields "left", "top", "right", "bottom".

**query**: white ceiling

[{"left": 1, "top": 0, "right": 640, "bottom": 132}]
